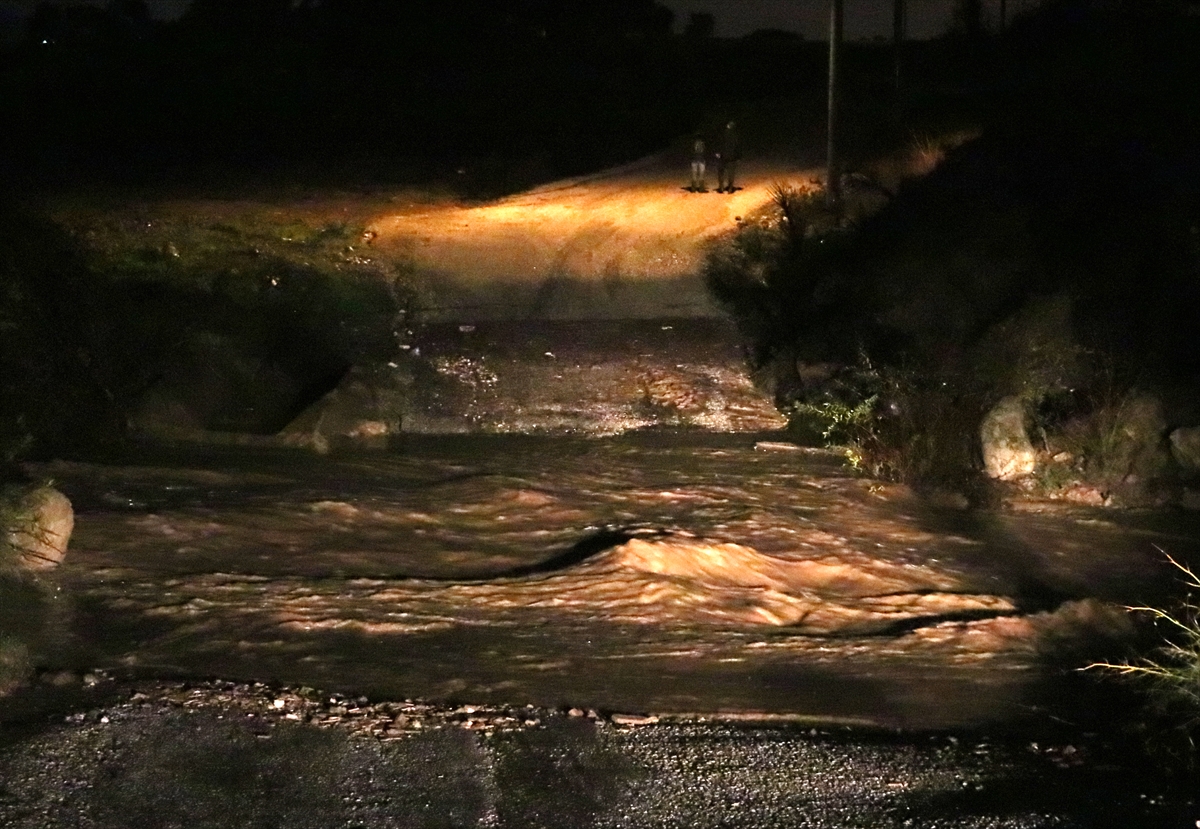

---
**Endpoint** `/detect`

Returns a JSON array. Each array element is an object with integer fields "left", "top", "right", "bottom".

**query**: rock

[
  {"left": 1169, "top": 426, "right": 1200, "bottom": 473},
  {"left": 131, "top": 332, "right": 304, "bottom": 436},
  {"left": 754, "top": 441, "right": 805, "bottom": 453},
  {"left": 41, "top": 670, "right": 80, "bottom": 687},
  {"left": 980, "top": 396, "right": 1036, "bottom": 480},
  {"left": 1058, "top": 483, "right": 1108, "bottom": 507},
  {"left": 5, "top": 486, "right": 74, "bottom": 571},
  {"left": 1106, "top": 395, "right": 1169, "bottom": 484},
  {"left": 281, "top": 363, "right": 411, "bottom": 451}
]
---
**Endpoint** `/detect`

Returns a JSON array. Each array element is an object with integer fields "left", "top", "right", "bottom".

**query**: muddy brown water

[
  {"left": 9, "top": 167, "right": 1200, "bottom": 829},
  {"left": 11, "top": 316, "right": 1200, "bottom": 825},
  {"left": 31, "top": 415, "right": 1200, "bottom": 732},
  {"left": 20, "top": 315, "right": 1200, "bottom": 732}
]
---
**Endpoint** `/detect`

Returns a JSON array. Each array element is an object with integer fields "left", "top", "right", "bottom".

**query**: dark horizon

[{"left": 0, "top": 0, "right": 1047, "bottom": 41}]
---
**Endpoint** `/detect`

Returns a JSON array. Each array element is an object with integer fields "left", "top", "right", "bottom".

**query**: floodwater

[
  {"left": 34, "top": 420, "right": 1200, "bottom": 731},
  {"left": 10, "top": 166, "right": 1200, "bottom": 829}
]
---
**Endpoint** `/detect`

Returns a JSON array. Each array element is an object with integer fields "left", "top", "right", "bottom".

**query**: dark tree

[
  {"left": 684, "top": 12, "right": 715, "bottom": 39},
  {"left": 180, "top": 0, "right": 296, "bottom": 39},
  {"left": 954, "top": 0, "right": 984, "bottom": 36}
]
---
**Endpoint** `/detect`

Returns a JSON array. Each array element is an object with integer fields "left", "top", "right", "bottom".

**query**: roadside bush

[
  {"left": 710, "top": 118, "right": 1200, "bottom": 500},
  {"left": 0, "top": 205, "right": 129, "bottom": 457},
  {"left": 1088, "top": 555, "right": 1200, "bottom": 768},
  {"left": 866, "top": 130, "right": 981, "bottom": 193},
  {"left": 702, "top": 183, "right": 811, "bottom": 357},
  {"left": 703, "top": 183, "right": 858, "bottom": 392},
  {"left": 789, "top": 359, "right": 984, "bottom": 487}
]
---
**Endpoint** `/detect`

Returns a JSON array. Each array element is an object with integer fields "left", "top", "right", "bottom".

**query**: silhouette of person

[
  {"left": 715, "top": 121, "right": 741, "bottom": 193},
  {"left": 689, "top": 134, "right": 707, "bottom": 192}
]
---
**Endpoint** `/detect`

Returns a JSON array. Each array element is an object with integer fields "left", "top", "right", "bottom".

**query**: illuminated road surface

[{"left": 370, "top": 156, "right": 823, "bottom": 319}]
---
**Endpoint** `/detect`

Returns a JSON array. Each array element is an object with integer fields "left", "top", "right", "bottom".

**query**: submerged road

[{"left": 5, "top": 159, "right": 1200, "bottom": 826}]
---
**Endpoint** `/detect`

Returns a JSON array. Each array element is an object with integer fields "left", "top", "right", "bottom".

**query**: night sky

[
  {"left": 0, "top": 0, "right": 1044, "bottom": 40},
  {"left": 665, "top": 0, "right": 1046, "bottom": 39}
]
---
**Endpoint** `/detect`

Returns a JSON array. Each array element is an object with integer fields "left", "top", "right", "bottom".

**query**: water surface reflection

[{"left": 37, "top": 433, "right": 1200, "bottom": 729}]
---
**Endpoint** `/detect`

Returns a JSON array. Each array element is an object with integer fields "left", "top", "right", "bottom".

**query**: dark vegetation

[
  {"left": 703, "top": 0, "right": 1200, "bottom": 763},
  {"left": 1, "top": 0, "right": 829, "bottom": 192},
  {"left": 0, "top": 202, "right": 407, "bottom": 459},
  {"left": 0, "top": 0, "right": 928, "bottom": 462},
  {"left": 707, "top": 0, "right": 1200, "bottom": 502}
]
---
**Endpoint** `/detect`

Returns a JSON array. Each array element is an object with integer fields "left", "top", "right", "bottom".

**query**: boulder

[
  {"left": 1106, "top": 395, "right": 1169, "bottom": 482},
  {"left": 281, "top": 364, "right": 411, "bottom": 452},
  {"left": 1169, "top": 425, "right": 1200, "bottom": 473},
  {"left": 5, "top": 486, "right": 74, "bottom": 571},
  {"left": 130, "top": 332, "right": 305, "bottom": 436},
  {"left": 981, "top": 396, "right": 1036, "bottom": 480}
]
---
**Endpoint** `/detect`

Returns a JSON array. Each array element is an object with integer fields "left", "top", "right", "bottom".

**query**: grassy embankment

[
  {"left": 0, "top": 195, "right": 420, "bottom": 461},
  {"left": 700, "top": 2, "right": 1200, "bottom": 765},
  {"left": 704, "top": 4, "right": 1200, "bottom": 508},
  {"left": 1086, "top": 555, "right": 1200, "bottom": 777}
]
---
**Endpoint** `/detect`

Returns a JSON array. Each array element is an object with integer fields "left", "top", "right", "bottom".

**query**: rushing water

[{"left": 32, "top": 427, "right": 1200, "bottom": 731}]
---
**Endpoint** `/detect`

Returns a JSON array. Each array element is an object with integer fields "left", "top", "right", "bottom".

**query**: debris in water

[{"left": 754, "top": 441, "right": 804, "bottom": 452}]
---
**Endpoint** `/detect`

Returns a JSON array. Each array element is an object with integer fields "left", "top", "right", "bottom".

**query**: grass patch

[
  {"left": 1085, "top": 554, "right": 1200, "bottom": 771},
  {"left": 51, "top": 200, "right": 406, "bottom": 297},
  {"left": 2, "top": 195, "right": 419, "bottom": 453},
  {"left": 1088, "top": 555, "right": 1200, "bottom": 718}
]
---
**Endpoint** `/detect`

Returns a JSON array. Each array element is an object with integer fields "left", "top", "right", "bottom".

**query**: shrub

[
  {"left": 790, "top": 395, "right": 879, "bottom": 470},
  {"left": 788, "top": 357, "right": 984, "bottom": 487},
  {"left": 1085, "top": 553, "right": 1200, "bottom": 776},
  {"left": 702, "top": 182, "right": 855, "bottom": 378},
  {"left": 1088, "top": 555, "right": 1200, "bottom": 724}
]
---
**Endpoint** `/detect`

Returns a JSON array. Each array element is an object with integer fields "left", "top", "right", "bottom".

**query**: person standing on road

[
  {"left": 715, "top": 121, "right": 741, "bottom": 193},
  {"left": 689, "top": 134, "right": 708, "bottom": 192}
]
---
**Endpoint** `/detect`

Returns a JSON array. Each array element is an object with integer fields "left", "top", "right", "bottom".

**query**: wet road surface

[{"left": 1, "top": 676, "right": 1197, "bottom": 829}]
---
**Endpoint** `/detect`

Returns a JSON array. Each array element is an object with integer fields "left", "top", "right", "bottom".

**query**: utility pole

[
  {"left": 826, "top": 0, "right": 843, "bottom": 211},
  {"left": 892, "top": 0, "right": 906, "bottom": 116},
  {"left": 1000, "top": 0, "right": 1007, "bottom": 29}
]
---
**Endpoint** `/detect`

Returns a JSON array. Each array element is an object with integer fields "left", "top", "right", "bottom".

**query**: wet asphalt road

[{"left": 1, "top": 678, "right": 1197, "bottom": 829}]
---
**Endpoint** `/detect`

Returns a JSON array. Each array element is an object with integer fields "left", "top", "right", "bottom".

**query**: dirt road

[{"left": 370, "top": 155, "right": 822, "bottom": 320}]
